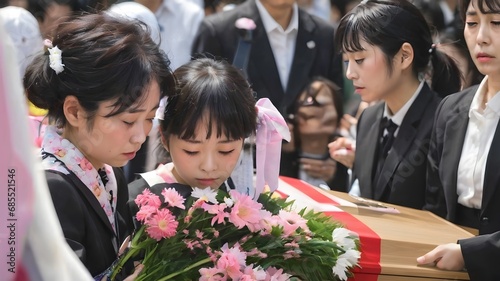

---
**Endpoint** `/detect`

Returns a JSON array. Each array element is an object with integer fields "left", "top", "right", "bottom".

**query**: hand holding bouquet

[{"left": 111, "top": 187, "right": 360, "bottom": 281}]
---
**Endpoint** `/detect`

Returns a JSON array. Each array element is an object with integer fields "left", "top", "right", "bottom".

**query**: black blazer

[
  {"left": 424, "top": 85, "right": 500, "bottom": 235},
  {"left": 354, "top": 83, "right": 440, "bottom": 209},
  {"left": 459, "top": 231, "right": 500, "bottom": 281},
  {"left": 46, "top": 167, "right": 132, "bottom": 277},
  {"left": 191, "top": 0, "right": 343, "bottom": 114}
]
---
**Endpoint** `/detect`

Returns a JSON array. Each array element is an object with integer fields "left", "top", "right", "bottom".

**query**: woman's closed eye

[{"left": 354, "top": 59, "right": 364, "bottom": 64}]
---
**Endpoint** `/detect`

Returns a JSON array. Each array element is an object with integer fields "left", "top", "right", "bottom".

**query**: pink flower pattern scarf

[{"left": 41, "top": 125, "right": 118, "bottom": 232}]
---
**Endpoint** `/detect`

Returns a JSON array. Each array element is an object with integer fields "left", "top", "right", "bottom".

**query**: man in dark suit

[
  {"left": 191, "top": 0, "right": 343, "bottom": 114},
  {"left": 192, "top": 0, "right": 343, "bottom": 188}
]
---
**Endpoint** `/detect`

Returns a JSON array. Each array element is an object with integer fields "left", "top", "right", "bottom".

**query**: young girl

[
  {"left": 328, "top": 0, "right": 461, "bottom": 209},
  {"left": 24, "top": 13, "right": 175, "bottom": 279},
  {"left": 417, "top": 1, "right": 500, "bottom": 279},
  {"left": 128, "top": 58, "right": 289, "bottom": 215}
]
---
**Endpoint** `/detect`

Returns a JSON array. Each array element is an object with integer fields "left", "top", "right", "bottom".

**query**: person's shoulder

[
  {"left": 203, "top": 1, "right": 253, "bottom": 26},
  {"left": 169, "top": 0, "right": 203, "bottom": 13},
  {"left": 298, "top": 8, "right": 334, "bottom": 32},
  {"left": 440, "top": 84, "right": 479, "bottom": 110},
  {"left": 45, "top": 170, "right": 75, "bottom": 189},
  {"left": 359, "top": 101, "right": 383, "bottom": 118}
]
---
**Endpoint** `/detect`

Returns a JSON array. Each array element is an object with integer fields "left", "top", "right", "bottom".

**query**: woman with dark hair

[
  {"left": 418, "top": 1, "right": 500, "bottom": 279},
  {"left": 281, "top": 76, "right": 348, "bottom": 191},
  {"left": 24, "top": 13, "right": 175, "bottom": 279},
  {"left": 328, "top": 0, "right": 461, "bottom": 209}
]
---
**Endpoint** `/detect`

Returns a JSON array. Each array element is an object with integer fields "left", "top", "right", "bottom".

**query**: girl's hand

[
  {"left": 416, "top": 243, "right": 465, "bottom": 271},
  {"left": 328, "top": 138, "right": 355, "bottom": 169},
  {"left": 123, "top": 264, "right": 144, "bottom": 281}
]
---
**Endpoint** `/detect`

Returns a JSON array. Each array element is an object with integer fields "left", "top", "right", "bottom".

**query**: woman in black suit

[
  {"left": 24, "top": 13, "right": 175, "bottom": 279},
  {"left": 328, "top": 0, "right": 461, "bottom": 209},
  {"left": 418, "top": 1, "right": 500, "bottom": 280}
]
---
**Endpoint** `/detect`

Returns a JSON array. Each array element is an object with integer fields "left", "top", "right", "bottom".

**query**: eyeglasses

[{"left": 297, "top": 83, "right": 324, "bottom": 107}]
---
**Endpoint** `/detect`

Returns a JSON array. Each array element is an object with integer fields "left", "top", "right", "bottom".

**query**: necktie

[
  {"left": 380, "top": 117, "right": 398, "bottom": 159},
  {"left": 373, "top": 117, "right": 399, "bottom": 199}
]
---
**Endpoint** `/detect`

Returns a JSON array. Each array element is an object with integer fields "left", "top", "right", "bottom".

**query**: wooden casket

[{"left": 277, "top": 177, "right": 473, "bottom": 281}]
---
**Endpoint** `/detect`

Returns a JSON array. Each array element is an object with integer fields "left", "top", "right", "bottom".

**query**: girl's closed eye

[
  {"left": 355, "top": 58, "right": 364, "bottom": 64},
  {"left": 220, "top": 149, "right": 235, "bottom": 155},
  {"left": 183, "top": 149, "right": 198, "bottom": 155}
]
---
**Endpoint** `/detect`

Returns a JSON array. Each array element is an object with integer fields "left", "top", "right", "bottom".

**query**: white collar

[
  {"left": 383, "top": 81, "right": 424, "bottom": 126},
  {"left": 469, "top": 76, "right": 500, "bottom": 117},
  {"left": 255, "top": 0, "right": 298, "bottom": 33}
]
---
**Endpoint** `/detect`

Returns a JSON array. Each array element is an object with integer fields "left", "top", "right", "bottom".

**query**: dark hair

[
  {"left": 460, "top": 0, "right": 500, "bottom": 21},
  {"left": 160, "top": 58, "right": 257, "bottom": 142},
  {"left": 27, "top": 0, "right": 81, "bottom": 22},
  {"left": 335, "top": 0, "right": 461, "bottom": 96},
  {"left": 24, "top": 13, "right": 174, "bottom": 128},
  {"left": 291, "top": 76, "right": 344, "bottom": 127},
  {"left": 437, "top": 31, "right": 484, "bottom": 90}
]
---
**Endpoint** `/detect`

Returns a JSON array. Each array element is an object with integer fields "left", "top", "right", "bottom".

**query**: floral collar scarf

[{"left": 41, "top": 125, "right": 117, "bottom": 233}]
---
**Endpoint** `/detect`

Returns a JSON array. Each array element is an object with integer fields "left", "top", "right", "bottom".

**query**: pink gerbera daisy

[{"left": 145, "top": 208, "right": 178, "bottom": 241}]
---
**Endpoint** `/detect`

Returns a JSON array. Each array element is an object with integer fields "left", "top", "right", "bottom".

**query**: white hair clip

[
  {"left": 48, "top": 45, "right": 65, "bottom": 74},
  {"left": 155, "top": 96, "right": 168, "bottom": 120}
]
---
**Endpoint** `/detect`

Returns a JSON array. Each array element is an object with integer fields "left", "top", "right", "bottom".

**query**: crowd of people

[{"left": 1, "top": 0, "right": 499, "bottom": 280}]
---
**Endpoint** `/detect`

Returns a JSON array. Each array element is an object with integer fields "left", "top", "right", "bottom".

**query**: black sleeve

[
  {"left": 45, "top": 171, "right": 87, "bottom": 263},
  {"left": 459, "top": 231, "right": 500, "bottom": 281}
]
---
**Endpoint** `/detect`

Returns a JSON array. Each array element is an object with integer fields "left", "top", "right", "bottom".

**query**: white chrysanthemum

[
  {"left": 332, "top": 249, "right": 361, "bottom": 281},
  {"left": 191, "top": 187, "right": 218, "bottom": 204},
  {"left": 48, "top": 46, "right": 64, "bottom": 74},
  {"left": 224, "top": 197, "right": 234, "bottom": 207},
  {"left": 332, "top": 228, "right": 357, "bottom": 250}
]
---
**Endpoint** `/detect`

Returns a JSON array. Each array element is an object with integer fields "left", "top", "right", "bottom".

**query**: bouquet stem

[{"left": 156, "top": 257, "right": 212, "bottom": 281}]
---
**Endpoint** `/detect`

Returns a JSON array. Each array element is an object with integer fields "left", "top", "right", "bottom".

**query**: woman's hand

[
  {"left": 328, "top": 137, "right": 356, "bottom": 169},
  {"left": 416, "top": 243, "right": 465, "bottom": 271}
]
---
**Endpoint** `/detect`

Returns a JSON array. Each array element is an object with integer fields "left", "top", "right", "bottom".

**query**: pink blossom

[
  {"left": 196, "top": 229, "right": 204, "bottom": 239},
  {"left": 202, "top": 202, "right": 229, "bottom": 225},
  {"left": 277, "top": 210, "right": 309, "bottom": 236},
  {"left": 135, "top": 189, "right": 161, "bottom": 208},
  {"left": 242, "top": 265, "right": 266, "bottom": 280},
  {"left": 283, "top": 249, "right": 300, "bottom": 260},
  {"left": 216, "top": 243, "right": 246, "bottom": 279},
  {"left": 235, "top": 17, "right": 256, "bottom": 30},
  {"left": 184, "top": 239, "right": 201, "bottom": 250},
  {"left": 265, "top": 267, "right": 292, "bottom": 281},
  {"left": 161, "top": 187, "right": 185, "bottom": 209},
  {"left": 136, "top": 205, "right": 157, "bottom": 223},
  {"left": 145, "top": 208, "right": 178, "bottom": 241},
  {"left": 228, "top": 190, "right": 263, "bottom": 231},
  {"left": 199, "top": 267, "right": 227, "bottom": 281}
]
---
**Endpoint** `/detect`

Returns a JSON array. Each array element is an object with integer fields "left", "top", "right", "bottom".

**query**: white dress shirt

[
  {"left": 457, "top": 76, "right": 500, "bottom": 209},
  {"left": 255, "top": 0, "right": 298, "bottom": 92},
  {"left": 155, "top": 0, "right": 204, "bottom": 70},
  {"left": 382, "top": 81, "right": 424, "bottom": 138}
]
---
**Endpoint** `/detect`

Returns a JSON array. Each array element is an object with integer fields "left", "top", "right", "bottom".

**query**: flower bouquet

[{"left": 111, "top": 187, "right": 360, "bottom": 281}]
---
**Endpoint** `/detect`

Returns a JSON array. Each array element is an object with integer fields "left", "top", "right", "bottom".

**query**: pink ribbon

[{"left": 254, "top": 98, "right": 290, "bottom": 198}]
